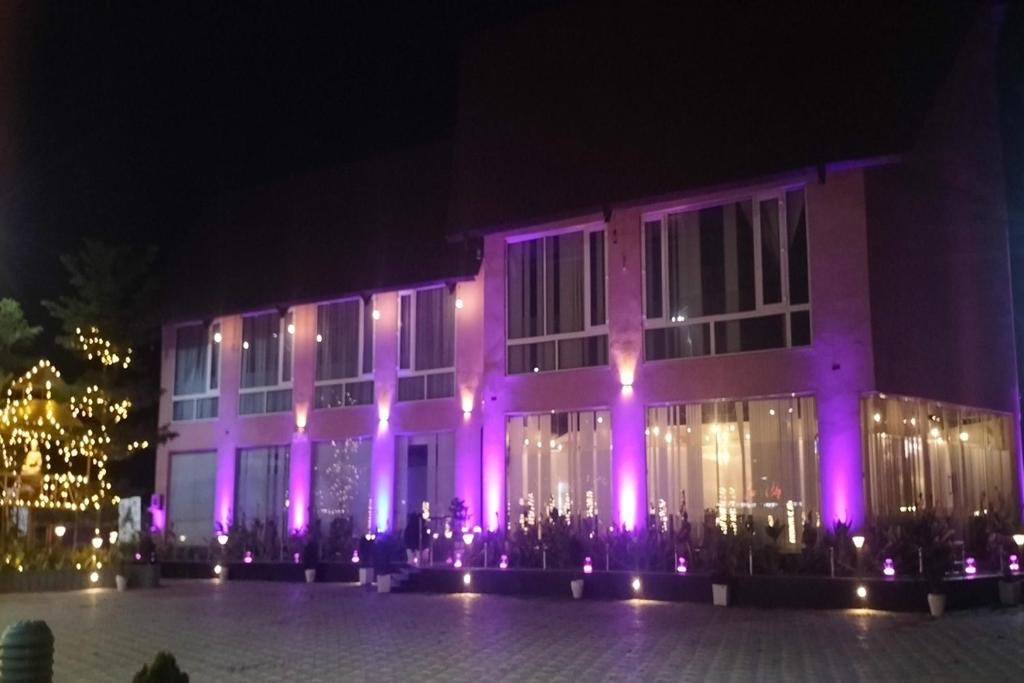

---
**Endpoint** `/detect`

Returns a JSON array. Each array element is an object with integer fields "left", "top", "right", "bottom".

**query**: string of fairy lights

[{"left": 0, "top": 326, "right": 141, "bottom": 512}]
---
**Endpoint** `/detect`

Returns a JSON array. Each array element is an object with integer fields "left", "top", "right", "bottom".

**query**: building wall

[
  {"left": 154, "top": 158, "right": 1021, "bottom": 538},
  {"left": 863, "top": 7, "right": 1023, "bottom": 517}
]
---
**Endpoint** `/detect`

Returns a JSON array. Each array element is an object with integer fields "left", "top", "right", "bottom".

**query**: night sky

[
  {"left": 2, "top": 0, "right": 1023, "bottom": 342},
  {"left": 0, "top": 1, "right": 553, "bottom": 323}
]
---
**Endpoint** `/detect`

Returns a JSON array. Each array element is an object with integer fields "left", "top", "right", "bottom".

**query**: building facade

[{"left": 153, "top": 6, "right": 1024, "bottom": 548}]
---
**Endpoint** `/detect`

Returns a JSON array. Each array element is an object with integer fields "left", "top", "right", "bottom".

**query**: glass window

[
  {"left": 167, "top": 451, "right": 217, "bottom": 545},
  {"left": 396, "top": 286, "right": 455, "bottom": 402},
  {"left": 643, "top": 189, "right": 811, "bottom": 360},
  {"left": 506, "top": 228, "right": 608, "bottom": 374},
  {"left": 394, "top": 433, "right": 455, "bottom": 529},
  {"left": 863, "top": 395, "right": 1017, "bottom": 519},
  {"left": 313, "top": 438, "right": 373, "bottom": 538},
  {"left": 646, "top": 396, "right": 819, "bottom": 549},
  {"left": 172, "top": 322, "right": 219, "bottom": 421},
  {"left": 235, "top": 446, "right": 290, "bottom": 531},
  {"left": 314, "top": 298, "right": 374, "bottom": 409},
  {"left": 506, "top": 411, "right": 612, "bottom": 527},
  {"left": 239, "top": 311, "right": 293, "bottom": 415}
]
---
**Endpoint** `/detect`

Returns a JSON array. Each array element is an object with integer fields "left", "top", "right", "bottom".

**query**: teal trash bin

[{"left": 0, "top": 620, "right": 54, "bottom": 682}]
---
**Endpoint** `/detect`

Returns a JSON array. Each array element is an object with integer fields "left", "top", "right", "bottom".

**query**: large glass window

[
  {"left": 235, "top": 446, "right": 290, "bottom": 531},
  {"left": 171, "top": 322, "right": 220, "bottom": 421},
  {"left": 506, "top": 227, "right": 608, "bottom": 374},
  {"left": 313, "top": 438, "right": 374, "bottom": 538},
  {"left": 167, "top": 450, "right": 217, "bottom": 545},
  {"left": 646, "top": 396, "right": 819, "bottom": 548},
  {"left": 863, "top": 395, "right": 1017, "bottom": 519},
  {"left": 397, "top": 286, "right": 456, "bottom": 401},
  {"left": 394, "top": 433, "right": 455, "bottom": 529},
  {"left": 506, "top": 411, "right": 612, "bottom": 526},
  {"left": 239, "top": 311, "right": 294, "bottom": 415},
  {"left": 643, "top": 188, "right": 810, "bottom": 361},
  {"left": 315, "top": 298, "right": 374, "bottom": 409}
]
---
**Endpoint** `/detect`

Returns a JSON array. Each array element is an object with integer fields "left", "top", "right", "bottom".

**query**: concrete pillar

[{"left": 371, "top": 292, "right": 398, "bottom": 532}]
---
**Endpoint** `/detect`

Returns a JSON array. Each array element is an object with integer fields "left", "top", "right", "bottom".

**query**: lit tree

[
  {"left": 0, "top": 298, "right": 42, "bottom": 388},
  {"left": 0, "top": 327, "right": 146, "bottom": 513}
]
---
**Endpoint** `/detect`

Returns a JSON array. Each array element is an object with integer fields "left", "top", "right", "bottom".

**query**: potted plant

[
  {"left": 302, "top": 536, "right": 319, "bottom": 583},
  {"left": 708, "top": 523, "right": 737, "bottom": 607},
  {"left": 998, "top": 551, "right": 1021, "bottom": 606},
  {"left": 920, "top": 515, "right": 954, "bottom": 618}
]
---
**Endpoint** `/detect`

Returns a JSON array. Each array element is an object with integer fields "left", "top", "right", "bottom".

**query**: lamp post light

[
  {"left": 54, "top": 525, "right": 67, "bottom": 539},
  {"left": 851, "top": 534, "right": 865, "bottom": 576}
]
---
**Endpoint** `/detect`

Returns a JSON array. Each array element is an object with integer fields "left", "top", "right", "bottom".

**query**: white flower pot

[
  {"left": 115, "top": 575, "right": 128, "bottom": 592},
  {"left": 377, "top": 574, "right": 392, "bottom": 593},
  {"left": 304, "top": 569, "right": 316, "bottom": 584},
  {"left": 927, "top": 593, "right": 946, "bottom": 618},
  {"left": 359, "top": 567, "right": 374, "bottom": 585},
  {"left": 712, "top": 583, "right": 729, "bottom": 607},
  {"left": 998, "top": 580, "right": 1021, "bottom": 606},
  {"left": 570, "top": 579, "right": 584, "bottom": 600}
]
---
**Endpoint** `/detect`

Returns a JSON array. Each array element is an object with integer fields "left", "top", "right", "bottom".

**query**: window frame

[
  {"left": 504, "top": 223, "right": 609, "bottom": 374},
  {"left": 238, "top": 309, "right": 295, "bottom": 416},
  {"left": 640, "top": 186, "right": 811, "bottom": 361},
  {"left": 396, "top": 285, "right": 457, "bottom": 402},
  {"left": 171, "top": 321, "right": 221, "bottom": 422},
  {"left": 313, "top": 296, "right": 375, "bottom": 410}
]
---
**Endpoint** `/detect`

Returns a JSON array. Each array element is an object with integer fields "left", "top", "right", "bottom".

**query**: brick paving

[{"left": 1, "top": 579, "right": 1022, "bottom": 682}]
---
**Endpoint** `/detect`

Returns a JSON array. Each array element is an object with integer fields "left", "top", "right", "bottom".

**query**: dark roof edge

[
  {"left": 446, "top": 154, "right": 902, "bottom": 241},
  {"left": 163, "top": 268, "right": 481, "bottom": 327}
]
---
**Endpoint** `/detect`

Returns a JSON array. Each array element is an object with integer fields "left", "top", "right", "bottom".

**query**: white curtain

[
  {"left": 507, "top": 239, "right": 543, "bottom": 339},
  {"left": 235, "top": 446, "right": 289, "bottom": 528},
  {"left": 168, "top": 451, "right": 217, "bottom": 543},
  {"left": 174, "top": 324, "right": 207, "bottom": 395},
  {"left": 415, "top": 287, "right": 455, "bottom": 371},
  {"left": 316, "top": 300, "right": 361, "bottom": 381},
  {"left": 313, "top": 438, "right": 373, "bottom": 537},
  {"left": 240, "top": 313, "right": 280, "bottom": 389},
  {"left": 545, "top": 232, "right": 584, "bottom": 334}
]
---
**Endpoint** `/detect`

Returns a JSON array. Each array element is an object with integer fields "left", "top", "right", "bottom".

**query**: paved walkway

[{"left": 1, "top": 580, "right": 1022, "bottom": 681}]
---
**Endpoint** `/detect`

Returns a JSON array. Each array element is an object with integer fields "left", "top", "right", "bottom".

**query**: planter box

[
  {"left": 0, "top": 569, "right": 113, "bottom": 593},
  {"left": 998, "top": 579, "right": 1021, "bottom": 606},
  {"left": 712, "top": 583, "right": 729, "bottom": 607}
]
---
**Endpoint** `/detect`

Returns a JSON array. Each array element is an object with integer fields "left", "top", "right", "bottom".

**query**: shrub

[{"left": 132, "top": 651, "right": 189, "bottom": 683}]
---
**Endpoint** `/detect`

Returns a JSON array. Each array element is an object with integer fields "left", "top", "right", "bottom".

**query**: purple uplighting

[
  {"left": 1010, "top": 554, "right": 1020, "bottom": 572},
  {"left": 351, "top": 550, "right": 360, "bottom": 564},
  {"left": 499, "top": 554, "right": 508, "bottom": 570},
  {"left": 882, "top": 558, "right": 895, "bottom": 577},
  {"left": 243, "top": 551, "right": 253, "bottom": 564},
  {"left": 965, "top": 557, "right": 977, "bottom": 575},
  {"left": 583, "top": 556, "right": 593, "bottom": 574},
  {"left": 676, "top": 557, "right": 688, "bottom": 575}
]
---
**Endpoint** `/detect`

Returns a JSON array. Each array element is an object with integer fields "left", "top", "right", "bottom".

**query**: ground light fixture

[
  {"left": 856, "top": 586, "right": 867, "bottom": 599},
  {"left": 1009, "top": 555, "right": 1020, "bottom": 572},
  {"left": 583, "top": 556, "right": 593, "bottom": 574},
  {"left": 882, "top": 558, "right": 895, "bottom": 577},
  {"left": 499, "top": 554, "right": 508, "bottom": 570},
  {"left": 676, "top": 557, "right": 688, "bottom": 574},
  {"left": 213, "top": 564, "right": 222, "bottom": 576},
  {"left": 243, "top": 551, "right": 253, "bottom": 564},
  {"left": 631, "top": 577, "right": 641, "bottom": 592},
  {"left": 463, "top": 573, "right": 471, "bottom": 586},
  {"left": 351, "top": 550, "right": 360, "bottom": 564},
  {"left": 965, "top": 557, "right": 977, "bottom": 575},
  {"left": 54, "top": 525, "right": 66, "bottom": 538}
]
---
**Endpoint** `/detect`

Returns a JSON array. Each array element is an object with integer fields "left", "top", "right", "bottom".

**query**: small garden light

[
  {"left": 243, "top": 551, "right": 253, "bottom": 564},
  {"left": 462, "top": 531, "right": 475, "bottom": 546},
  {"left": 463, "top": 573, "right": 471, "bottom": 586},
  {"left": 214, "top": 564, "right": 222, "bottom": 576},
  {"left": 89, "top": 571, "right": 99, "bottom": 584},
  {"left": 91, "top": 536, "right": 103, "bottom": 550},
  {"left": 54, "top": 525, "right": 66, "bottom": 538},
  {"left": 454, "top": 552, "right": 463, "bottom": 569},
  {"left": 676, "top": 557, "right": 688, "bottom": 575},
  {"left": 583, "top": 556, "right": 593, "bottom": 574},
  {"left": 178, "top": 534, "right": 187, "bottom": 543},
  {"left": 965, "top": 557, "right": 977, "bottom": 575},
  {"left": 217, "top": 533, "right": 229, "bottom": 546},
  {"left": 1012, "top": 533, "right": 1024, "bottom": 547},
  {"left": 882, "top": 558, "right": 895, "bottom": 577},
  {"left": 108, "top": 531, "right": 118, "bottom": 545},
  {"left": 1008, "top": 554, "right": 1020, "bottom": 573},
  {"left": 499, "top": 554, "right": 508, "bottom": 570},
  {"left": 631, "top": 577, "right": 641, "bottom": 592},
  {"left": 856, "top": 585, "right": 867, "bottom": 599},
  {"left": 351, "top": 550, "right": 360, "bottom": 564},
  {"left": 851, "top": 535, "right": 865, "bottom": 550}
]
